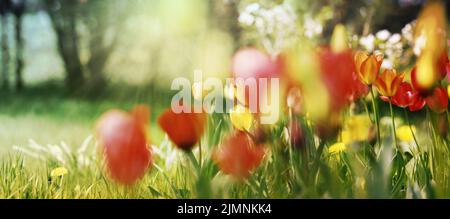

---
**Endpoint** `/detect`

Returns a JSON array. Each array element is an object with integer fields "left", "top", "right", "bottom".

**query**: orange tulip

[
  {"left": 354, "top": 51, "right": 383, "bottom": 85},
  {"left": 158, "top": 109, "right": 207, "bottom": 151},
  {"left": 96, "top": 105, "right": 152, "bottom": 185},
  {"left": 213, "top": 131, "right": 265, "bottom": 179},
  {"left": 374, "top": 69, "right": 405, "bottom": 97}
]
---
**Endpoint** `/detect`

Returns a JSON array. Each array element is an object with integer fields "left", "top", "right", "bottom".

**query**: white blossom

[
  {"left": 359, "top": 34, "right": 375, "bottom": 51},
  {"left": 376, "top": 29, "right": 391, "bottom": 41}
]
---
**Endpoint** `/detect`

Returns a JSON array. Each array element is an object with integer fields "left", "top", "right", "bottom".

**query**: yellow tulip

[
  {"left": 229, "top": 104, "right": 254, "bottom": 132},
  {"left": 415, "top": 53, "right": 437, "bottom": 90},
  {"left": 414, "top": 1, "right": 447, "bottom": 90},
  {"left": 354, "top": 51, "right": 383, "bottom": 85},
  {"left": 284, "top": 44, "right": 330, "bottom": 121},
  {"left": 415, "top": 1, "right": 446, "bottom": 58},
  {"left": 331, "top": 24, "right": 348, "bottom": 53}
]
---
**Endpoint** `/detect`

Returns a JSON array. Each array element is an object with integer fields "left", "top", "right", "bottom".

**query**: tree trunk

[
  {"left": 83, "top": 0, "right": 128, "bottom": 92},
  {"left": 85, "top": 24, "right": 110, "bottom": 90},
  {"left": 1, "top": 15, "right": 9, "bottom": 90},
  {"left": 14, "top": 13, "right": 23, "bottom": 90},
  {"left": 210, "top": 0, "right": 241, "bottom": 50},
  {"left": 46, "top": 5, "right": 84, "bottom": 92}
]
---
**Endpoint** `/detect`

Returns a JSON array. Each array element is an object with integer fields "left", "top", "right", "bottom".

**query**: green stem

[
  {"left": 426, "top": 107, "right": 439, "bottom": 176},
  {"left": 388, "top": 99, "right": 399, "bottom": 149},
  {"left": 310, "top": 141, "right": 326, "bottom": 185},
  {"left": 186, "top": 150, "right": 200, "bottom": 173},
  {"left": 370, "top": 87, "right": 382, "bottom": 148},
  {"left": 198, "top": 139, "right": 202, "bottom": 168},
  {"left": 403, "top": 108, "right": 420, "bottom": 151},
  {"left": 362, "top": 98, "right": 374, "bottom": 123}
]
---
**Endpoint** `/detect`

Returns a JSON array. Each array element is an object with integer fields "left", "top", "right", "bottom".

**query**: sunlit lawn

[{"left": 0, "top": 84, "right": 169, "bottom": 155}]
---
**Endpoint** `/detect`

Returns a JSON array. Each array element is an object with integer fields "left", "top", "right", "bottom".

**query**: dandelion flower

[
  {"left": 51, "top": 167, "right": 68, "bottom": 177},
  {"left": 328, "top": 142, "right": 346, "bottom": 155}
]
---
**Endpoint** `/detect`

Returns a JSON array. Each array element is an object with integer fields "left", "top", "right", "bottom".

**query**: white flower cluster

[
  {"left": 151, "top": 134, "right": 180, "bottom": 171},
  {"left": 356, "top": 21, "right": 416, "bottom": 68},
  {"left": 238, "top": 2, "right": 298, "bottom": 53},
  {"left": 303, "top": 16, "right": 323, "bottom": 39}
]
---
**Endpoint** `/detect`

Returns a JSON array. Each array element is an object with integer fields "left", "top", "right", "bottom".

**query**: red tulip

[
  {"left": 158, "top": 109, "right": 206, "bottom": 150},
  {"left": 446, "top": 62, "right": 450, "bottom": 80},
  {"left": 437, "top": 51, "right": 449, "bottom": 80},
  {"left": 392, "top": 82, "right": 415, "bottom": 108},
  {"left": 317, "top": 47, "right": 368, "bottom": 112},
  {"left": 213, "top": 131, "right": 265, "bottom": 179},
  {"left": 388, "top": 81, "right": 425, "bottom": 112},
  {"left": 425, "top": 87, "right": 448, "bottom": 113},
  {"left": 96, "top": 105, "right": 152, "bottom": 185},
  {"left": 408, "top": 93, "right": 426, "bottom": 112}
]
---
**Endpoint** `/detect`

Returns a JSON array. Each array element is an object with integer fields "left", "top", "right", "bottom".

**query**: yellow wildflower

[
  {"left": 397, "top": 125, "right": 416, "bottom": 142},
  {"left": 329, "top": 142, "right": 346, "bottom": 155},
  {"left": 51, "top": 167, "right": 68, "bottom": 177},
  {"left": 341, "top": 115, "right": 372, "bottom": 143}
]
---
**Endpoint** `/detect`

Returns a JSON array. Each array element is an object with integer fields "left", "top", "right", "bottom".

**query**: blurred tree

[
  {"left": 0, "top": 0, "right": 11, "bottom": 90},
  {"left": 209, "top": 0, "right": 241, "bottom": 50},
  {"left": 78, "top": 0, "right": 128, "bottom": 90},
  {"left": 11, "top": 0, "right": 25, "bottom": 91},
  {"left": 45, "top": 0, "right": 83, "bottom": 91},
  {"left": 44, "top": 0, "right": 128, "bottom": 92}
]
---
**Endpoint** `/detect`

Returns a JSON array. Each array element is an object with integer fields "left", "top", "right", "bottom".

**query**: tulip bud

[
  {"left": 416, "top": 53, "right": 437, "bottom": 91},
  {"left": 331, "top": 24, "right": 348, "bottom": 53}
]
